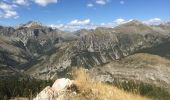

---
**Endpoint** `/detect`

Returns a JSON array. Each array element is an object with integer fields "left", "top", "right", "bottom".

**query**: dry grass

[
  {"left": 11, "top": 68, "right": 151, "bottom": 100},
  {"left": 70, "top": 68, "right": 150, "bottom": 100},
  {"left": 10, "top": 97, "right": 29, "bottom": 100}
]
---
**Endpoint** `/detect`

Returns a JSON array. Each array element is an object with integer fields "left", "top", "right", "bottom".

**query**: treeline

[
  {"left": 112, "top": 79, "right": 170, "bottom": 100},
  {"left": 0, "top": 77, "right": 53, "bottom": 100}
]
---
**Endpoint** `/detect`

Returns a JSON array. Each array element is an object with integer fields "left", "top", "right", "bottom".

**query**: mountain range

[{"left": 0, "top": 20, "right": 170, "bottom": 94}]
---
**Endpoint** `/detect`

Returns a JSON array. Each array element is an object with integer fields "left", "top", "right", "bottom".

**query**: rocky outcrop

[
  {"left": 34, "top": 78, "right": 74, "bottom": 100},
  {"left": 33, "top": 72, "right": 151, "bottom": 100}
]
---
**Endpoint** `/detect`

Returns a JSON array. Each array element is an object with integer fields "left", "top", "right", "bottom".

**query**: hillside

[
  {"left": 90, "top": 53, "right": 170, "bottom": 93},
  {"left": 33, "top": 69, "right": 150, "bottom": 100},
  {"left": 0, "top": 36, "right": 32, "bottom": 77},
  {"left": 26, "top": 20, "right": 169, "bottom": 80}
]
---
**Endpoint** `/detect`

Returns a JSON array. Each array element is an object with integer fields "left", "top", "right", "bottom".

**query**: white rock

[
  {"left": 52, "top": 78, "right": 73, "bottom": 92},
  {"left": 34, "top": 86, "right": 54, "bottom": 100},
  {"left": 34, "top": 78, "right": 73, "bottom": 100}
]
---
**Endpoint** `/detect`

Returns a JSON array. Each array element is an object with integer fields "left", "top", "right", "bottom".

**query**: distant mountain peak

[
  {"left": 19, "top": 21, "right": 44, "bottom": 28},
  {"left": 115, "top": 20, "right": 147, "bottom": 28}
]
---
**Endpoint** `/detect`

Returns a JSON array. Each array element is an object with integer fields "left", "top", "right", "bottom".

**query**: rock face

[
  {"left": 1, "top": 21, "right": 77, "bottom": 56},
  {"left": 19, "top": 21, "right": 43, "bottom": 28},
  {"left": 34, "top": 78, "right": 74, "bottom": 100},
  {"left": 26, "top": 21, "right": 169, "bottom": 80},
  {"left": 0, "top": 36, "right": 31, "bottom": 77},
  {"left": 0, "top": 21, "right": 77, "bottom": 69}
]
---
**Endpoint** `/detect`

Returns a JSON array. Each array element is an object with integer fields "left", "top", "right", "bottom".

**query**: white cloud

[
  {"left": 96, "top": 0, "right": 109, "bottom": 5},
  {"left": 114, "top": 18, "right": 133, "bottom": 25},
  {"left": 49, "top": 24, "right": 64, "bottom": 29},
  {"left": 49, "top": 19, "right": 95, "bottom": 31},
  {"left": 120, "top": 0, "right": 125, "bottom": 5},
  {"left": 49, "top": 18, "right": 127, "bottom": 31},
  {"left": 100, "top": 22, "right": 114, "bottom": 28},
  {"left": 69, "top": 19, "right": 91, "bottom": 26},
  {"left": 34, "top": 0, "right": 58, "bottom": 6},
  {"left": 114, "top": 18, "right": 166, "bottom": 25},
  {"left": 49, "top": 19, "right": 123, "bottom": 31},
  {"left": 59, "top": 24, "right": 98, "bottom": 32},
  {"left": 50, "top": 18, "right": 169, "bottom": 31},
  {"left": 87, "top": 3, "right": 94, "bottom": 7},
  {"left": 96, "top": 0, "right": 106, "bottom": 5},
  {"left": 0, "top": 0, "right": 58, "bottom": 19},
  {"left": 114, "top": 18, "right": 126, "bottom": 25},
  {"left": 0, "top": 2, "right": 19, "bottom": 18},
  {"left": 143, "top": 18, "right": 164, "bottom": 25},
  {"left": 13, "top": 0, "right": 29, "bottom": 5}
]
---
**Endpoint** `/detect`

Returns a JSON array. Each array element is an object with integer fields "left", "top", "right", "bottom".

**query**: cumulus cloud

[
  {"left": 0, "top": 2, "right": 19, "bottom": 19},
  {"left": 49, "top": 19, "right": 95, "bottom": 31},
  {"left": 49, "top": 18, "right": 170, "bottom": 31},
  {"left": 49, "top": 23, "right": 113, "bottom": 32},
  {"left": 114, "top": 18, "right": 166, "bottom": 25},
  {"left": 114, "top": 18, "right": 125, "bottom": 24},
  {"left": 96, "top": 0, "right": 109, "bottom": 5},
  {"left": 0, "top": 0, "right": 59, "bottom": 19},
  {"left": 49, "top": 18, "right": 129, "bottom": 31},
  {"left": 120, "top": 0, "right": 125, "bottom": 5},
  {"left": 114, "top": 18, "right": 128, "bottom": 25},
  {"left": 34, "top": 0, "right": 58, "bottom": 6},
  {"left": 143, "top": 18, "right": 164, "bottom": 25},
  {"left": 49, "top": 19, "right": 121, "bottom": 31},
  {"left": 69, "top": 19, "right": 91, "bottom": 26},
  {"left": 13, "top": 0, "right": 29, "bottom": 6},
  {"left": 49, "top": 24, "right": 64, "bottom": 29},
  {"left": 100, "top": 22, "right": 114, "bottom": 28},
  {"left": 87, "top": 3, "right": 94, "bottom": 7}
]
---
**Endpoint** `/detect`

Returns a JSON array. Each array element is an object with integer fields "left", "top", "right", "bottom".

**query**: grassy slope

[
  {"left": 68, "top": 68, "right": 149, "bottom": 100},
  {"left": 90, "top": 53, "right": 170, "bottom": 100}
]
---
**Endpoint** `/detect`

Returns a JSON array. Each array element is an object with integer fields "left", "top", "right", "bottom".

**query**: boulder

[
  {"left": 52, "top": 78, "right": 73, "bottom": 92},
  {"left": 34, "top": 78, "right": 73, "bottom": 100}
]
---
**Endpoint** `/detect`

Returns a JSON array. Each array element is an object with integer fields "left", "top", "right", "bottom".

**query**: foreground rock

[
  {"left": 33, "top": 71, "right": 149, "bottom": 100},
  {"left": 34, "top": 78, "right": 74, "bottom": 100}
]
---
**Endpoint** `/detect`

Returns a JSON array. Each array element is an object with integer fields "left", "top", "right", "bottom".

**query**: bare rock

[{"left": 34, "top": 78, "right": 74, "bottom": 100}]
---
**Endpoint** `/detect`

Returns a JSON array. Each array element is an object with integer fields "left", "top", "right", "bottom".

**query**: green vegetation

[
  {"left": 0, "top": 71, "right": 170, "bottom": 100},
  {"left": 0, "top": 77, "right": 53, "bottom": 100},
  {"left": 112, "top": 79, "right": 170, "bottom": 100},
  {"left": 136, "top": 41, "right": 170, "bottom": 59}
]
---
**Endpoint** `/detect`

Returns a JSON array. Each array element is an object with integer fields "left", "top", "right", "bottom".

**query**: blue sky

[{"left": 0, "top": 0, "right": 170, "bottom": 30}]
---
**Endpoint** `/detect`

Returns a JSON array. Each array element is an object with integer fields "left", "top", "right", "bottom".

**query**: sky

[{"left": 0, "top": 0, "right": 170, "bottom": 31}]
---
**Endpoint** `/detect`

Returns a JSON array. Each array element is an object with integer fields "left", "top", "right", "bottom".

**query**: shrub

[{"left": 0, "top": 77, "right": 53, "bottom": 100}]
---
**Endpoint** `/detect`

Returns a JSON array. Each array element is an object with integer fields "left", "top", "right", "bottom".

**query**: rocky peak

[
  {"left": 113, "top": 20, "right": 156, "bottom": 35},
  {"left": 19, "top": 21, "right": 44, "bottom": 28}
]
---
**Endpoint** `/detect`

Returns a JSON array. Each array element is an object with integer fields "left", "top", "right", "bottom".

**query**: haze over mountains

[{"left": 0, "top": 20, "right": 170, "bottom": 96}]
